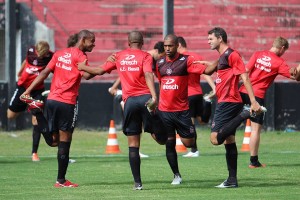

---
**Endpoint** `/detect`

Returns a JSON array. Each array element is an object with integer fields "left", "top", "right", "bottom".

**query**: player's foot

[
  {"left": 54, "top": 180, "right": 79, "bottom": 188},
  {"left": 249, "top": 161, "right": 266, "bottom": 168},
  {"left": 32, "top": 153, "right": 40, "bottom": 162},
  {"left": 139, "top": 152, "right": 149, "bottom": 158},
  {"left": 133, "top": 182, "right": 143, "bottom": 190},
  {"left": 182, "top": 151, "right": 199, "bottom": 157},
  {"left": 69, "top": 159, "right": 76, "bottom": 164},
  {"left": 171, "top": 174, "right": 182, "bottom": 185},
  {"left": 215, "top": 178, "right": 238, "bottom": 188},
  {"left": 242, "top": 104, "right": 267, "bottom": 118},
  {"left": 20, "top": 95, "right": 44, "bottom": 112}
]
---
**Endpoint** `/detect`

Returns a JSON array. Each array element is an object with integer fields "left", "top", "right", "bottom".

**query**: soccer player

[
  {"left": 155, "top": 34, "right": 216, "bottom": 185},
  {"left": 239, "top": 36, "right": 300, "bottom": 168},
  {"left": 177, "top": 36, "right": 216, "bottom": 157},
  {"left": 21, "top": 29, "right": 96, "bottom": 187},
  {"left": 108, "top": 41, "right": 165, "bottom": 158},
  {"left": 7, "top": 41, "right": 53, "bottom": 162},
  {"left": 201, "top": 27, "right": 263, "bottom": 188},
  {"left": 78, "top": 31, "right": 164, "bottom": 190}
]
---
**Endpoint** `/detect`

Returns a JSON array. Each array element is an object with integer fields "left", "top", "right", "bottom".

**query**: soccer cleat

[
  {"left": 249, "top": 161, "right": 266, "bottom": 168},
  {"left": 215, "top": 179, "right": 238, "bottom": 188},
  {"left": 242, "top": 104, "right": 267, "bottom": 118},
  {"left": 182, "top": 151, "right": 199, "bottom": 157},
  {"left": 133, "top": 182, "right": 143, "bottom": 190},
  {"left": 69, "top": 159, "right": 76, "bottom": 164},
  {"left": 203, "top": 91, "right": 214, "bottom": 102},
  {"left": 171, "top": 174, "right": 182, "bottom": 185},
  {"left": 20, "top": 95, "right": 44, "bottom": 111},
  {"left": 54, "top": 180, "right": 79, "bottom": 188},
  {"left": 145, "top": 98, "right": 157, "bottom": 114},
  {"left": 32, "top": 153, "right": 40, "bottom": 162},
  {"left": 139, "top": 152, "right": 149, "bottom": 158},
  {"left": 41, "top": 90, "right": 50, "bottom": 97}
]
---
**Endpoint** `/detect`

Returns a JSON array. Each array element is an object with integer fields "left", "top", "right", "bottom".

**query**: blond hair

[
  {"left": 35, "top": 41, "right": 50, "bottom": 57},
  {"left": 273, "top": 37, "right": 289, "bottom": 50}
]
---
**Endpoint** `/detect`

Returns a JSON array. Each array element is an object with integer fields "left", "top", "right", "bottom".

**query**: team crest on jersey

[
  {"left": 166, "top": 68, "right": 172, "bottom": 75},
  {"left": 33, "top": 59, "right": 38, "bottom": 66}
]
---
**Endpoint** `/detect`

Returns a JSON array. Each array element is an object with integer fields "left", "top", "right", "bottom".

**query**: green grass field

[{"left": 0, "top": 127, "right": 299, "bottom": 200}]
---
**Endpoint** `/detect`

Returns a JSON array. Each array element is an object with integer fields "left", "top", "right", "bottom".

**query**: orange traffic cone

[
  {"left": 175, "top": 134, "right": 187, "bottom": 153},
  {"left": 105, "top": 120, "right": 121, "bottom": 154},
  {"left": 241, "top": 119, "right": 251, "bottom": 152}
]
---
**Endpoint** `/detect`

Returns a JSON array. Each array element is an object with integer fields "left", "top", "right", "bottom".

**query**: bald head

[
  {"left": 164, "top": 34, "right": 178, "bottom": 45},
  {"left": 128, "top": 31, "right": 144, "bottom": 45}
]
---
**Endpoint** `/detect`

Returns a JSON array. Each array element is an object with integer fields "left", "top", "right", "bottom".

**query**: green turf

[{"left": 0, "top": 127, "right": 299, "bottom": 200}]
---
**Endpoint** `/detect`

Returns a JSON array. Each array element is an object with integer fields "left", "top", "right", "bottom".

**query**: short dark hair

[
  {"left": 164, "top": 34, "right": 178, "bottom": 45},
  {"left": 177, "top": 36, "right": 187, "bottom": 48},
  {"left": 153, "top": 41, "right": 164, "bottom": 54},
  {"left": 67, "top": 33, "right": 79, "bottom": 47},
  {"left": 208, "top": 27, "right": 227, "bottom": 43}
]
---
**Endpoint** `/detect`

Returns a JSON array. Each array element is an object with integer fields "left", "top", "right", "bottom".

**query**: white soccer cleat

[
  {"left": 182, "top": 151, "right": 199, "bottom": 157},
  {"left": 171, "top": 174, "right": 182, "bottom": 185},
  {"left": 139, "top": 152, "right": 149, "bottom": 158},
  {"left": 41, "top": 90, "right": 50, "bottom": 97}
]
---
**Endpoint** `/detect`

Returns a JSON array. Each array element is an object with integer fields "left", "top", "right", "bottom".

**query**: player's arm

[
  {"left": 202, "top": 74, "right": 216, "bottom": 93},
  {"left": 22, "top": 67, "right": 52, "bottom": 96},
  {"left": 78, "top": 59, "right": 106, "bottom": 75},
  {"left": 193, "top": 60, "right": 218, "bottom": 75},
  {"left": 17, "top": 60, "right": 26, "bottom": 78},
  {"left": 108, "top": 77, "right": 121, "bottom": 96},
  {"left": 240, "top": 72, "right": 261, "bottom": 113},
  {"left": 145, "top": 71, "right": 158, "bottom": 109}
]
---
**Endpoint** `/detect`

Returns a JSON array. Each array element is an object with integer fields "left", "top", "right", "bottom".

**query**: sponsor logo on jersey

[
  {"left": 58, "top": 53, "right": 72, "bottom": 65},
  {"left": 33, "top": 59, "right": 38, "bottom": 66},
  {"left": 120, "top": 54, "right": 138, "bottom": 66},
  {"left": 25, "top": 67, "right": 39, "bottom": 75},
  {"left": 162, "top": 78, "right": 179, "bottom": 90},
  {"left": 179, "top": 57, "right": 185, "bottom": 61},
  {"left": 255, "top": 55, "right": 271, "bottom": 72}
]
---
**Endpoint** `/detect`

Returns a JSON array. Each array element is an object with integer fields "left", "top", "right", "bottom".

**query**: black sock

[
  {"left": 129, "top": 147, "right": 141, "bottom": 184},
  {"left": 225, "top": 143, "right": 238, "bottom": 179},
  {"left": 57, "top": 142, "right": 71, "bottom": 183},
  {"left": 191, "top": 131, "right": 198, "bottom": 152},
  {"left": 35, "top": 112, "right": 53, "bottom": 146},
  {"left": 250, "top": 155, "right": 258, "bottom": 163},
  {"left": 166, "top": 139, "right": 179, "bottom": 175},
  {"left": 32, "top": 125, "right": 41, "bottom": 153},
  {"left": 217, "top": 115, "right": 245, "bottom": 144}
]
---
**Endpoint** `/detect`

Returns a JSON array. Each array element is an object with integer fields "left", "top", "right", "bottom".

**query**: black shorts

[
  {"left": 123, "top": 94, "right": 153, "bottom": 136},
  {"left": 159, "top": 109, "right": 196, "bottom": 139},
  {"left": 188, "top": 94, "right": 204, "bottom": 118},
  {"left": 240, "top": 92, "right": 265, "bottom": 125},
  {"left": 46, "top": 99, "right": 78, "bottom": 134},
  {"left": 211, "top": 102, "right": 243, "bottom": 133},
  {"left": 8, "top": 84, "right": 44, "bottom": 113}
]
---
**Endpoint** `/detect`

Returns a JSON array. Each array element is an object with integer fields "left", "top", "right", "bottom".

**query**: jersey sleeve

[
  {"left": 102, "top": 61, "right": 116, "bottom": 74},
  {"left": 229, "top": 51, "right": 246, "bottom": 75},
  {"left": 143, "top": 53, "right": 153, "bottom": 73},
  {"left": 278, "top": 61, "right": 292, "bottom": 78},
  {"left": 187, "top": 56, "right": 206, "bottom": 74}
]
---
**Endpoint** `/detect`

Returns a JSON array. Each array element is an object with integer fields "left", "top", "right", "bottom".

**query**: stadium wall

[{"left": 0, "top": 81, "right": 299, "bottom": 132}]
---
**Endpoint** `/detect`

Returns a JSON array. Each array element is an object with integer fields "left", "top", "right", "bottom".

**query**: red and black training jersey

[
  {"left": 156, "top": 53, "right": 206, "bottom": 111},
  {"left": 216, "top": 48, "right": 246, "bottom": 103},
  {"left": 17, "top": 46, "right": 53, "bottom": 89}
]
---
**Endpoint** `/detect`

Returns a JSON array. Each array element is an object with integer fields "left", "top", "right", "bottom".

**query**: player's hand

[
  {"left": 77, "top": 59, "right": 87, "bottom": 70},
  {"left": 250, "top": 101, "right": 262, "bottom": 115},
  {"left": 107, "top": 53, "right": 116, "bottom": 62},
  {"left": 145, "top": 97, "right": 157, "bottom": 113},
  {"left": 108, "top": 87, "right": 117, "bottom": 96}
]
